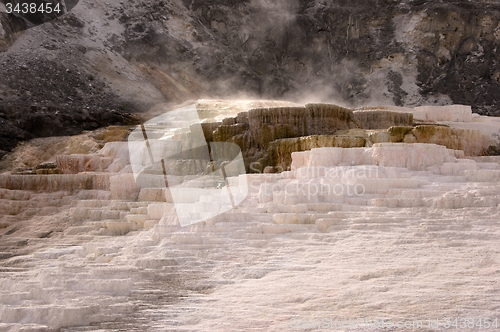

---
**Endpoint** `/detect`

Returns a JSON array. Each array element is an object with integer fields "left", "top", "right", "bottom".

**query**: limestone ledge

[
  {"left": 0, "top": 174, "right": 111, "bottom": 191},
  {"left": 291, "top": 143, "right": 462, "bottom": 170},
  {"left": 178, "top": 101, "right": 498, "bottom": 172}
]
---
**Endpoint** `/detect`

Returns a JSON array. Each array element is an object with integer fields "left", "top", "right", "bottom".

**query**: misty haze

[{"left": 0, "top": 0, "right": 500, "bottom": 331}]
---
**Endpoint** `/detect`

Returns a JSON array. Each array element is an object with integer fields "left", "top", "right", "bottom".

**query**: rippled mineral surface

[{"left": 0, "top": 100, "right": 499, "bottom": 331}]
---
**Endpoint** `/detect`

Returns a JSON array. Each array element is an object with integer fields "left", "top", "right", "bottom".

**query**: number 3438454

[{"left": 5, "top": 2, "right": 62, "bottom": 14}]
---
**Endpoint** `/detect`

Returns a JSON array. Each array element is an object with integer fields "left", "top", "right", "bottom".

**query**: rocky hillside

[{"left": 1, "top": 0, "right": 500, "bottom": 155}]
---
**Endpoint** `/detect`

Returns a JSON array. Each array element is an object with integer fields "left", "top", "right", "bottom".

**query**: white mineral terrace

[{"left": 0, "top": 102, "right": 499, "bottom": 331}]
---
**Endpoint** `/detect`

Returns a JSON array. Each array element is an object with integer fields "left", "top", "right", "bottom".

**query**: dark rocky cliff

[{"left": 1, "top": 0, "right": 500, "bottom": 155}]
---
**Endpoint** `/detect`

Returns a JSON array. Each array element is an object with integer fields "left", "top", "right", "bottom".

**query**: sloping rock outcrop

[
  {"left": 2, "top": 0, "right": 500, "bottom": 118},
  {"left": 0, "top": 104, "right": 139, "bottom": 157}
]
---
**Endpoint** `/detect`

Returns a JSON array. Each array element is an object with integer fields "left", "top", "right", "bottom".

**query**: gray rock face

[
  {"left": 94, "top": 0, "right": 500, "bottom": 114},
  {"left": 0, "top": 11, "right": 26, "bottom": 51}
]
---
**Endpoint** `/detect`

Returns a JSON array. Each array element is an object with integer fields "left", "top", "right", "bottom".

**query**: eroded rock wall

[
  {"left": 353, "top": 110, "right": 413, "bottom": 129},
  {"left": 2, "top": 0, "right": 500, "bottom": 125},
  {"left": 268, "top": 135, "right": 366, "bottom": 172},
  {"left": 204, "top": 104, "right": 366, "bottom": 171}
]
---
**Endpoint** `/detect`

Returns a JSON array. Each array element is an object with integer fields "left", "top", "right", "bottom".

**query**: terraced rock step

[{"left": 0, "top": 174, "right": 111, "bottom": 191}]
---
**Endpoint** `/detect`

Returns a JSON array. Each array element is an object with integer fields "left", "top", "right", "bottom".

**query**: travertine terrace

[{"left": 0, "top": 100, "right": 499, "bottom": 331}]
